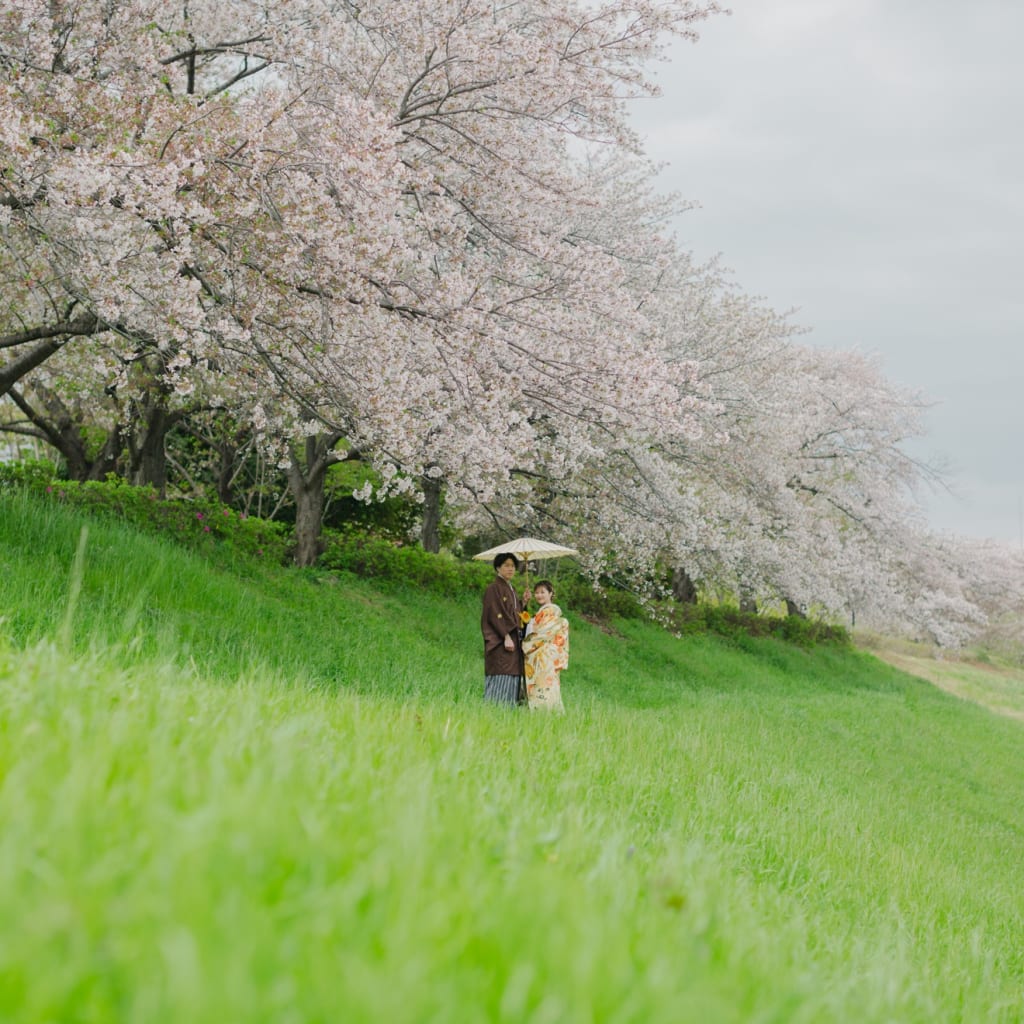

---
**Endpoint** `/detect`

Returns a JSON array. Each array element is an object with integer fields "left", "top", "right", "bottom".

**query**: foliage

[
  {"left": 318, "top": 532, "right": 494, "bottom": 599},
  {"left": 318, "top": 532, "right": 849, "bottom": 644},
  {"left": 548, "top": 572, "right": 647, "bottom": 622},
  {"left": 0, "top": 459, "right": 850, "bottom": 642},
  {"left": 318, "top": 534, "right": 647, "bottom": 616},
  {"left": 0, "top": 460, "right": 289, "bottom": 564},
  {"left": 0, "top": 457, "right": 55, "bottom": 490},
  {"left": 3, "top": 0, "right": 1022, "bottom": 644},
  {"left": 321, "top": 461, "right": 422, "bottom": 540},
  {"left": 667, "top": 602, "right": 850, "bottom": 647}
]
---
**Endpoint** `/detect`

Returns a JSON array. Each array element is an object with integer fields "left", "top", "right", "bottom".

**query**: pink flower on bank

[{"left": 196, "top": 512, "right": 204, "bottom": 520}]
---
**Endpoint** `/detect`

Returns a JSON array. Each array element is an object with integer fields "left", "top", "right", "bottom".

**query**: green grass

[
  {"left": 2, "top": 491, "right": 1024, "bottom": 1022},
  {"left": 861, "top": 635, "right": 1024, "bottom": 721}
]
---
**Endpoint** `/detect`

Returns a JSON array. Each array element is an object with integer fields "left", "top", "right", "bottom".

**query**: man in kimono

[{"left": 481, "top": 552, "right": 530, "bottom": 705}]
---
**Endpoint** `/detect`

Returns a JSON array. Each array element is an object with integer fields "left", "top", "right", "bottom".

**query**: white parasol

[
  {"left": 472, "top": 537, "right": 578, "bottom": 563},
  {"left": 473, "top": 537, "right": 578, "bottom": 603}
]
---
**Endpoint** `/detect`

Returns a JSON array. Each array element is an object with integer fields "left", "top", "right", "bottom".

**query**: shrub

[
  {"left": 0, "top": 458, "right": 58, "bottom": 491},
  {"left": 550, "top": 573, "right": 645, "bottom": 620},
  {"left": 666, "top": 601, "right": 849, "bottom": 647},
  {"left": 1, "top": 461, "right": 849, "bottom": 647},
  {"left": 319, "top": 536, "right": 651, "bottom": 622},
  {"left": 319, "top": 533, "right": 494, "bottom": 597},
  {"left": 0, "top": 461, "right": 290, "bottom": 564}
]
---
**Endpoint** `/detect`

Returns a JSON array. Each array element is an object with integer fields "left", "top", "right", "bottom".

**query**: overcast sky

[{"left": 629, "top": 0, "right": 1024, "bottom": 545}]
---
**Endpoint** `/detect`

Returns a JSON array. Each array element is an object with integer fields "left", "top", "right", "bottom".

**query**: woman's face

[
  {"left": 497, "top": 558, "right": 517, "bottom": 581},
  {"left": 535, "top": 586, "right": 552, "bottom": 606}
]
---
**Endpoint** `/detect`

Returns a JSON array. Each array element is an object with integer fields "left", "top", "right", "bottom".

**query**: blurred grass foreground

[{"left": 1, "top": 492, "right": 1023, "bottom": 1023}]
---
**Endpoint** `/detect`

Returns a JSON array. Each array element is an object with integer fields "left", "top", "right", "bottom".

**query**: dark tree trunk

[
  {"left": 215, "top": 440, "right": 238, "bottom": 505},
  {"left": 671, "top": 567, "right": 698, "bottom": 604},
  {"left": 6, "top": 385, "right": 122, "bottom": 481},
  {"left": 286, "top": 431, "right": 344, "bottom": 567},
  {"left": 785, "top": 598, "right": 807, "bottom": 619},
  {"left": 420, "top": 474, "right": 442, "bottom": 554},
  {"left": 292, "top": 468, "right": 326, "bottom": 567},
  {"left": 124, "top": 351, "right": 197, "bottom": 496},
  {"left": 85, "top": 428, "right": 124, "bottom": 481},
  {"left": 128, "top": 400, "right": 173, "bottom": 495}
]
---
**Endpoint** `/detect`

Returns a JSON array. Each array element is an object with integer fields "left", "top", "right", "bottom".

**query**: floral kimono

[{"left": 522, "top": 603, "right": 569, "bottom": 711}]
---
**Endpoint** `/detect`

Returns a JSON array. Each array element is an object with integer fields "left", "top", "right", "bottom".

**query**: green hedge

[
  {"left": 0, "top": 460, "right": 290, "bottom": 564},
  {"left": 666, "top": 601, "right": 849, "bottom": 647},
  {"left": 317, "top": 534, "right": 652, "bottom": 620},
  {"left": 0, "top": 460, "right": 848, "bottom": 646},
  {"left": 318, "top": 533, "right": 494, "bottom": 598}
]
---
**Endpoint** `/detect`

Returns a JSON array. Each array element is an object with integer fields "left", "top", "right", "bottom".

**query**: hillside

[
  {"left": 862, "top": 636, "right": 1024, "bottom": 724},
  {"left": 1, "top": 492, "right": 1023, "bottom": 1023}
]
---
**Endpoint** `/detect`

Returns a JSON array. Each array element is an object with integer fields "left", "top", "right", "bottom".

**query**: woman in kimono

[
  {"left": 481, "top": 552, "right": 530, "bottom": 706},
  {"left": 522, "top": 580, "right": 569, "bottom": 712}
]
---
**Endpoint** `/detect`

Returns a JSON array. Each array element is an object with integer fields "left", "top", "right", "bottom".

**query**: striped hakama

[{"left": 483, "top": 673, "right": 522, "bottom": 706}]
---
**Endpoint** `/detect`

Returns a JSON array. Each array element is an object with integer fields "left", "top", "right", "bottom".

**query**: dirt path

[{"left": 868, "top": 647, "right": 1024, "bottom": 723}]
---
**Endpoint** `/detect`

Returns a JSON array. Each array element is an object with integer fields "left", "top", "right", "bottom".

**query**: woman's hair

[
  {"left": 492, "top": 552, "right": 520, "bottom": 570},
  {"left": 534, "top": 579, "right": 554, "bottom": 595}
]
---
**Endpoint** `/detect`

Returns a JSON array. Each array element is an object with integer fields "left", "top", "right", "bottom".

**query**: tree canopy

[{"left": 2, "top": 0, "right": 1020, "bottom": 644}]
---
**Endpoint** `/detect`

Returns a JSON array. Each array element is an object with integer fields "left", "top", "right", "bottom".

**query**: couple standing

[{"left": 481, "top": 552, "right": 569, "bottom": 711}]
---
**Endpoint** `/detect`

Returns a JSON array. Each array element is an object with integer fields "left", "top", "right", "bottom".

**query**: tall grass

[{"left": 1, "top": 492, "right": 1023, "bottom": 1022}]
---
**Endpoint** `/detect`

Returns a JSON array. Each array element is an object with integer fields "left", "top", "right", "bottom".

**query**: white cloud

[{"left": 630, "top": 0, "right": 1024, "bottom": 541}]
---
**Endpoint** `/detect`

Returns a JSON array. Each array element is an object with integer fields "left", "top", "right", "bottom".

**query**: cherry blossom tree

[
  {"left": 2, "top": 0, "right": 728, "bottom": 560},
  {"left": 949, "top": 537, "right": 1024, "bottom": 656},
  {"left": 8, "top": 0, "right": 1012, "bottom": 653},
  {"left": 516, "top": 217, "right": 956, "bottom": 636},
  {"left": 297, "top": 1, "right": 725, "bottom": 540}
]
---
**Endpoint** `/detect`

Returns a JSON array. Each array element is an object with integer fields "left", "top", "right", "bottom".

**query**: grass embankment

[
  {"left": 1, "top": 491, "right": 1023, "bottom": 1022},
  {"left": 860, "top": 633, "right": 1024, "bottom": 723}
]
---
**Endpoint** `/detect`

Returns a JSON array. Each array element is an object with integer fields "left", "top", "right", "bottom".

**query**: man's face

[{"left": 498, "top": 558, "right": 516, "bottom": 580}]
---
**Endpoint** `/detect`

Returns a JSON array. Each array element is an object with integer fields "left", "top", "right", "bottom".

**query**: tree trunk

[
  {"left": 7, "top": 385, "right": 122, "bottom": 481},
  {"left": 420, "top": 473, "right": 442, "bottom": 553},
  {"left": 292, "top": 468, "right": 325, "bottom": 567},
  {"left": 286, "top": 431, "right": 343, "bottom": 567},
  {"left": 739, "top": 586, "right": 757, "bottom": 614},
  {"left": 785, "top": 598, "right": 807, "bottom": 619},
  {"left": 215, "top": 440, "right": 238, "bottom": 505},
  {"left": 85, "top": 428, "right": 124, "bottom": 481},
  {"left": 129, "top": 400, "right": 172, "bottom": 495},
  {"left": 671, "top": 566, "right": 698, "bottom": 604}
]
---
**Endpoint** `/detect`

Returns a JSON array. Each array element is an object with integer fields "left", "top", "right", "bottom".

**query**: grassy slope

[
  {"left": 1, "top": 492, "right": 1023, "bottom": 1023},
  {"left": 862, "top": 635, "right": 1024, "bottom": 723}
]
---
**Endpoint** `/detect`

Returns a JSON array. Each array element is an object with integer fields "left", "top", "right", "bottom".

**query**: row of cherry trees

[{"left": 2, "top": 0, "right": 1020, "bottom": 645}]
